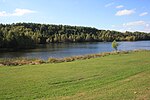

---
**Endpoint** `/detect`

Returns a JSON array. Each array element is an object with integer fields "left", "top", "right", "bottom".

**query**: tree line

[{"left": 0, "top": 23, "right": 150, "bottom": 49}]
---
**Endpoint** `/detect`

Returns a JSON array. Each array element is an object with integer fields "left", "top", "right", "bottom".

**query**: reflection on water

[{"left": 0, "top": 41, "right": 150, "bottom": 60}]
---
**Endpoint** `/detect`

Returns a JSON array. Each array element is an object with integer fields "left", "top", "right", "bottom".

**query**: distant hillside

[{"left": 0, "top": 23, "right": 150, "bottom": 49}]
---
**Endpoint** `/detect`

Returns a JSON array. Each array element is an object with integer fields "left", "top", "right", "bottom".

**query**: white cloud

[
  {"left": 105, "top": 2, "right": 114, "bottom": 7},
  {"left": 112, "top": 21, "right": 150, "bottom": 33},
  {"left": 115, "top": 9, "right": 135, "bottom": 16},
  {"left": 146, "top": 24, "right": 149, "bottom": 27},
  {"left": 0, "top": 8, "right": 36, "bottom": 17},
  {"left": 144, "top": 26, "right": 150, "bottom": 33},
  {"left": 0, "top": 11, "right": 8, "bottom": 16},
  {"left": 123, "top": 21, "right": 146, "bottom": 27},
  {"left": 116, "top": 5, "right": 124, "bottom": 9},
  {"left": 123, "top": 21, "right": 150, "bottom": 32},
  {"left": 12, "top": 9, "right": 36, "bottom": 16},
  {"left": 139, "top": 12, "right": 148, "bottom": 16}
]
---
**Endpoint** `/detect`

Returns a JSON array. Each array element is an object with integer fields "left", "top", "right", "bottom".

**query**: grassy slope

[{"left": 0, "top": 51, "right": 150, "bottom": 100}]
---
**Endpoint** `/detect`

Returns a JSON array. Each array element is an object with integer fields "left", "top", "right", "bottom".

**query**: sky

[{"left": 0, "top": 0, "right": 150, "bottom": 33}]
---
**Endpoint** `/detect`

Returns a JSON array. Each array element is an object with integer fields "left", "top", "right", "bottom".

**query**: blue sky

[{"left": 0, "top": 0, "right": 150, "bottom": 32}]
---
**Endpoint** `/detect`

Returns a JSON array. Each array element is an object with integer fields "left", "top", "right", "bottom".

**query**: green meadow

[{"left": 0, "top": 51, "right": 150, "bottom": 100}]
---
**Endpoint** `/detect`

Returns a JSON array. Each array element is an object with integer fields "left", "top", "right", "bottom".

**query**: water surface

[{"left": 0, "top": 41, "right": 150, "bottom": 60}]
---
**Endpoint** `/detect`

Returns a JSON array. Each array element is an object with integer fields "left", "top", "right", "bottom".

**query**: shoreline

[{"left": 0, "top": 49, "right": 149, "bottom": 66}]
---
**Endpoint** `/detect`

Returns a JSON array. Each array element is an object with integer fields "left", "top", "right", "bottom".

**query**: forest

[{"left": 0, "top": 23, "right": 150, "bottom": 49}]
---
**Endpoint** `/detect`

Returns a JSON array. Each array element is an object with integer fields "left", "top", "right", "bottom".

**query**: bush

[
  {"left": 48, "top": 58, "right": 62, "bottom": 63},
  {"left": 63, "top": 57, "right": 75, "bottom": 62}
]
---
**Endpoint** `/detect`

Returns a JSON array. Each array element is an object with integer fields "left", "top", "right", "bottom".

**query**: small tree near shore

[{"left": 112, "top": 40, "right": 119, "bottom": 51}]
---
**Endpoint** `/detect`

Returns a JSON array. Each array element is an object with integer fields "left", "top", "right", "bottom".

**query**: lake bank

[{"left": 0, "top": 49, "right": 149, "bottom": 66}]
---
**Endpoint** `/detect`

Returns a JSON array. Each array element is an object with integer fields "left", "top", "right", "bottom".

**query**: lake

[{"left": 0, "top": 41, "right": 150, "bottom": 60}]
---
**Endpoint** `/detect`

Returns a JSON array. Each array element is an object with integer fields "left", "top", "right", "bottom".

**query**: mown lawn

[{"left": 0, "top": 51, "right": 150, "bottom": 100}]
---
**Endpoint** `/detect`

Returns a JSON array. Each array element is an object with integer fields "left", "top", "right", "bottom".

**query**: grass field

[{"left": 0, "top": 51, "right": 150, "bottom": 100}]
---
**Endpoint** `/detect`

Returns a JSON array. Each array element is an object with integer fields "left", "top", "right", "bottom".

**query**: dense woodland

[{"left": 0, "top": 23, "right": 150, "bottom": 49}]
